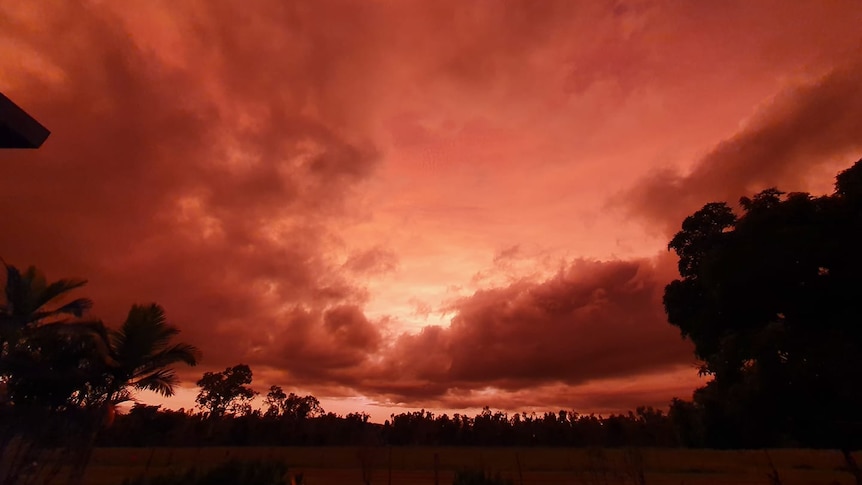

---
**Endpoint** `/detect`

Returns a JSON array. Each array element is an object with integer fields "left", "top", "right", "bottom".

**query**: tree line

[
  {"left": 99, "top": 400, "right": 682, "bottom": 448},
  {"left": 101, "top": 362, "right": 681, "bottom": 448}
]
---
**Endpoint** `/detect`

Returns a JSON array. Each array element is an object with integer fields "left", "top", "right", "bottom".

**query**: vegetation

[
  {"left": 195, "top": 364, "right": 256, "bottom": 418},
  {"left": 4, "top": 158, "right": 862, "bottom": 482},
  {"left": 68, "top": 447, "right": 862, "bottom": 485},
  {"left": 0, "top": 264, "right": 198, "bottom": 485},
  {"left": 665, "top": 158, "right": 862, "bottom": 449},
  {"left": 97, "top": 404, "right": 677, "bottom": 447}
]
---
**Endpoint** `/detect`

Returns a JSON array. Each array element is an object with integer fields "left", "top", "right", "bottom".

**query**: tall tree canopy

[
  {"left": 263, "top": 385, "right": 324, "bottom": 420},
  {"left": 665, "top": 159, "right": 862, "bottom": 448},
  {"left": 0, "top": 264, "right": 106, "bottom": 411},
  {"left": 195, "top": 364, "right": 256, "bottom": 418}
]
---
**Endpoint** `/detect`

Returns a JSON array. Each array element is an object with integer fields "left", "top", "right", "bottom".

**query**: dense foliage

[
  {"left": 664, "top": 158, "right": 862, "bottom": 449},
  {"left": 196, "top": 364, "right": 256, "bottom": 418},
  {"left": 97, "top": 404, "right": 681, "bottom": 448},
  {"left": 0, "top": 265, "right": 198, "bottom": 485}
]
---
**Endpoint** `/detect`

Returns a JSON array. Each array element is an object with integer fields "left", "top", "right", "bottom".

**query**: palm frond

[
  {"left": 111, "top": 389, "right": 133, "bottom": 405},
  {"left": 107, "top": 303, "right": 198, "bottom": 400},
  {"left": 28, "top": 298, "right": 95, "bottom": 322},
  {"left": 112, "top": 304, "right": 180, "bottom": 361},
  {"left": 132, "top": 368, "right": 179, "bottom": 397},
  {"left": 129, "top": 342, "right": 200, "bottom": 379},
  {"left": 52, "top": 297, "right": 94, "bottom": 318},
  {"left": 151, "top": 342, "right": 200, "bottom": 367},
  {"left": 2, "top": 264, "right": 90, "bottom": 325},
  {"left": 39, "top": 278, "right": 89, "bottom": 310}
]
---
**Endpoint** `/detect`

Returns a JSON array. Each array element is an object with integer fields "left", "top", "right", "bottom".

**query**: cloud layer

[
  {"left": 625, "top": 55, "right": 862, "bottom": 234},
  {"left": 2, "top": 1, "right": 861, "bottom": 419},
  {"left": 358, "top": 257, "right": 698, "bottom": 407}
]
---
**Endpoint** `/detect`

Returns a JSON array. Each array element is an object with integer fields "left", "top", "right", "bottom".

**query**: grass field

[{"left": 67, "top": 447, "right": 862, "bottom": 485}]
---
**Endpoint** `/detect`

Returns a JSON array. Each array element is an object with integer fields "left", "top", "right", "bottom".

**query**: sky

[{"left": 2, "top": 1, "right": 862, "bottom": 422}]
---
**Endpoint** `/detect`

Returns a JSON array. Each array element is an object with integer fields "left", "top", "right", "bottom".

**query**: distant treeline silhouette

[
  {"left": 96, "top": 363, "right": 685, "bottom": 448},
  {"left": 97, "top": 401, "right": 681, "bottom": 448}
]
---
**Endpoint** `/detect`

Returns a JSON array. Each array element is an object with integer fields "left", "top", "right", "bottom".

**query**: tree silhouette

[
  {"left": 665, "top": 158, "right": 862, "bottom": 448},
  {"left": 196, "top": 364, "right": 256, "bottom": 418},
  {"left": 0, "top": 264, "right": 92, "bottom": 339},
  {"left": 263, "top": 385, "right": 287, "bottom": 418},
  {"left": 264, "top": 385, "right": 323, "bottom": 420},
  {"left": 0, "top": 264, "right": 104, "bottom": 404},
  {"left": 66, "top": 304, "right": 200, "bottom": 484},
  {"left": 0, "top": 264, "right": 200, "bottom": 484},
  {"left": 0, "top": 264, "right": 108, "bottom": 484},
  {"left": 107, "top": 304, "right": 200, "bottom": 403}
]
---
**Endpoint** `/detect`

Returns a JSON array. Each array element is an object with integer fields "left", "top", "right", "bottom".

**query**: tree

[
  {"left": 66, "top": 304, "right": 200, "bottom": 484},
  {"left": 106, "top": 304, "right": 200, "bottom": 404},
  {"left": 263, "top": 385, "right": 287, "bottom": 418},
  {"left": 195, "top": 364, "right": 256, "bottom": 418},
  {"left": 0, "top": 264, "right": 106, "bottom": 409},
  {"left": 0, "top": 264, "right": 93, "bottom": 349},
  {"left": 263, "top": 385, "right": 323, "bottom": 420},
  {"left": 0, "top": 265, "right": 201, "bottom": 484},
  {"left": 664, "top": 158, "right": 862, "bottom": 448},
  {"left": 0, "top": 264, "right": 108, "bottom": 485}
]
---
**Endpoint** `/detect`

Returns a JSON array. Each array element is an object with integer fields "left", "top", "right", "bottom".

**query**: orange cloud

[
  {"left": 623, "top": 55, "right": 862, "bottom": 234},
  {"left": 353, "top": 256, "right": 696, "bottom": 407},
  {"left": 2, "top": 1, "right": 860, "bottom": 419}
]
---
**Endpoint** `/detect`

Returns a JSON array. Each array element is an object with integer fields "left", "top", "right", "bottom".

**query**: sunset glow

[{"left": 2, "top": 1, "right": 861, "bottom": 422}]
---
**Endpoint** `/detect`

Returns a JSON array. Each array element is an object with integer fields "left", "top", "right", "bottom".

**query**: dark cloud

[
  {"left": 0, "top": 2, "right": 378, "bottom": 377},
  {"left": 408, "top": 373, "right": 703, "bottom": 415},
  {"left": 343, "top": 247, "right": 398, "bottom": 275},
  {"left": 361, "top": 256, "right": 694, "bottom": 406},
  {"left": 624, "top": 56, "right": 862, "bottom": 234},
  {"left": 256, "top": 305, "right": 383, "bottom": 383},
  {"left": 0, "top": 0, "right": 611, "bottom": 385},
  {"left": 3, "top": 1, "right": 859, "bottom": 417}
]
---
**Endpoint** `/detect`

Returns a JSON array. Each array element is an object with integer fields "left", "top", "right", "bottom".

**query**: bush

[{"left": 121, "top": 459, "right": 289, "bottom": 485}]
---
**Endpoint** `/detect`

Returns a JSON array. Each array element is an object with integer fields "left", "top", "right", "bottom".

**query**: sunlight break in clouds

[{"left": 1, "top": 1, "right": 861, "bottom": 421}]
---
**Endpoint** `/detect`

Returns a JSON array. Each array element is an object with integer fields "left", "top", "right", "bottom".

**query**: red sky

[{"left": 2, "top": 1, "right": 861, "bottom": 422}]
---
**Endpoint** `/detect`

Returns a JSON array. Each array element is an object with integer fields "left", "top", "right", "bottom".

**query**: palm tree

[
  {"left": 0, "top": 264, "right": 104, "bottom": 485},
  {"left": 0, "top": 265, "right": 199, "bottom": 407},
  {"left": 67, "top": 304, "right": 199, "bottom": 485},
  {"left": 0, "top": 263, "right": 93, "bottom": 350},
  {"left": 106, "top": 303, "right": 200, "bottom": 405},
  {"left": 0, "top": 264, "right": 200, "bottom": 484},
  {"left": 0, "top": 264, "right": 111, "bottom": 411},
  {"left": 0, "top": 264, "right": 201, "bottom": 484}
]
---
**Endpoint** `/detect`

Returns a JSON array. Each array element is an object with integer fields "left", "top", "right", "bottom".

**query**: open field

[{"left": 66, "top": 447, "right": 862, "bottom": 485}]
